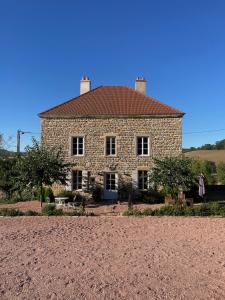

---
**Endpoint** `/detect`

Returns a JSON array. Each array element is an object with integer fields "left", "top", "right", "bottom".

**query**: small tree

[
  {"left": 17, "top": 139, "right": 72, "bottom": 207},
  {"left": 217, "top": 162, "right": 225, "bottom": 184},
  {"left": 191, "top": 159, "right": 216, "bottom": 184},
  {"left": 0, "top": 157, "right": 18, "bottom": 199},
  {"left": 149, "top": 156, "right": 196, "bottom": 203}
]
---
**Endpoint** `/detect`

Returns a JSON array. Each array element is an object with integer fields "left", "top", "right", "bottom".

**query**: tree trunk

[{"left": 40, "top": 184, "right": 43, "bottom": 208}]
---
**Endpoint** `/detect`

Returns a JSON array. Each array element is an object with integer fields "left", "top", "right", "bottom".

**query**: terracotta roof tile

[{"left": 39, "top": 86, "right": 184, "bottom": 118}]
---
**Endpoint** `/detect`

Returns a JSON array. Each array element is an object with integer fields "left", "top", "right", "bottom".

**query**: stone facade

[{"left": 41, "top": 116, "right": 182, "bottom": 198}]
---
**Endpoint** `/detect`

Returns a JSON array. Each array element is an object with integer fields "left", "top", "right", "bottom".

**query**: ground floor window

[
  {"left": 138, "top": 170, "right": 148, "bottom": 190},
  {"left": 72, "top": 170, "right": 82, "bottom": 190}
]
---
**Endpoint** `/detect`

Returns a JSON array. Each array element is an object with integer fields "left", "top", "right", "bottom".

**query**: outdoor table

[{"left": 55, "top": 197, "right": 69, "bottom": 205}]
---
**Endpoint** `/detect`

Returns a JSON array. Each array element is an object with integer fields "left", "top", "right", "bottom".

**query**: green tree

[
  {"left": 217, "top": 162, "right": 225, "bottom": 184},
  {"left": 149, "top": 156, "right": 196, "bottom": 202},
  {"left": 0, "top": 157, "right": 18, "bottom": 199},
  {"left": 17, "top": 139, "right": 72, "bottom": 207},
  {"left": 191, "top": 159, "right": 216, "bottom": 184}
]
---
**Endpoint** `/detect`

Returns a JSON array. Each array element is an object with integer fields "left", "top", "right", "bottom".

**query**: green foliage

[
  {"left": 123, "top": 202, "right": 225, "bottom": 217},
  {"left": 0, "top": 208, "right": 24, "bottom": 216},
  {"left": 41, "top": 204, "right": 64, "bottom": 216},
  {"left": 0, "top": 198, "right": 18, "bottom": 204},
  {"left": 217, "top": 162, "right": 225, "bottom": 184},
  {"left": 24, "top": 210, "right": 40, "bottom": 216},
  {"left": 16, "top": 139, "right": 72, "bottom": 206},
  {"left": 140, "top": 189, "right": 164, "bottom": 204},
  {"left": 191, "top": 159, "right": 216, "bottom": 185},
  {"left": 123, "top": 208, "right": 142, "bottom": 216},
  {"left": 34, "top": 187, "right": 55, "bottom": 202},
  {"left": 185, "top": 139, "right": 225, "bottom": 151},
  {"left": 149, "top": 156, "right": 196, "bottom": 200},
  {"left": 0, "top": 157, "right": 19, "bottom": 199},
  {"left": 91, "top": 184, "right": 102, "bottom": 202}
]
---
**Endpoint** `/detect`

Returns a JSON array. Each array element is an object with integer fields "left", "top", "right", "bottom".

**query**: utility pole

[{"left": 16, "top": 130, "right": 32, "bottom": 155}]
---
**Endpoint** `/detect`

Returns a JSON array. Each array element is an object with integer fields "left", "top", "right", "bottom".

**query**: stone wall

[{"left": 41, "top": 116, "right": 182, "bottom": 194}]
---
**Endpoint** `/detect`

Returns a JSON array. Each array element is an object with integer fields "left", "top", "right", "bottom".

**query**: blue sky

[{"left": 1, "top": 0, "right": 225, "bottom": 151}]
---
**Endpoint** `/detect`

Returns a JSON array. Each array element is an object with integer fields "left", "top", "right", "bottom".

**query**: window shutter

[
  {"left": 65, "top": 172, "right": 72, "bottom": 191},
  {"left": 82, "top": 170, "right": 88, "bottom": 192},
  {"left": 132, "top": 170, "right": 138, "bottom": 191}
]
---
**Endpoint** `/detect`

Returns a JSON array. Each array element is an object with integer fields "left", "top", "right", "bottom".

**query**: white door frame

[{"left": 103, "top": 172, "right": 118, "bottom": 200}]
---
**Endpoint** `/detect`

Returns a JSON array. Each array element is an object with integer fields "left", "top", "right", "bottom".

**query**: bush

[
  {"left": 0, "top": 198, "right": 17, "bottom": 204},
  {"left": 34, "top": 187, "right": 55, "bottom": 202},
  {"left": 140, "top": 190, "right": 164, "bottom": 204},
  {"left": 45, "top": 187, "right": 55, "bottom": 203},
  {"left": 24, "top": 210, "right": 39, "bottom": 216},
  {"left": 42, "top": 204, "right": 64, "bottom": 216},
  {"left": 123, "top": 202, "right": 225, "bottom": 217},
  {"left": 0, "top": 208, "right": 24, "bottom": 216},
  {"left": 123, "top": 208, "right": 142, "bottom": 216}
]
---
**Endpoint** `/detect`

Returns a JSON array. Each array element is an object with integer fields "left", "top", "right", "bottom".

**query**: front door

[{"left": 104, "top": 172, "right": 118, "bottom": 200}]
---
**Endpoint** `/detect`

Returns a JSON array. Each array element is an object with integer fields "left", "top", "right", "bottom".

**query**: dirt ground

[{"left": 1, "top": 217, "right": 225, "bottom": 300}]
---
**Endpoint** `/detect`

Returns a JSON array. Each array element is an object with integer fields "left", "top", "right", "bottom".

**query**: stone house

[{"left": 39, "top": 77, "right": 184, "bottom": 200}]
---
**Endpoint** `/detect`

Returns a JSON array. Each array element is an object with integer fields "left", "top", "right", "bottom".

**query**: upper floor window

[
  {"left": 137, "top": 136, "right": 149, "bottom": 156},
  {"left": 106, "top": 137, "right": 116, "bottom": 156},
  {"left": 138, "top": 170, "right": 148, "bottom": 190},
  {"left": 72, "top": 170, "right": 82, "bottom": 190},
  {"left": 72, "top": 136, "right": 84, "bottom": 156}
]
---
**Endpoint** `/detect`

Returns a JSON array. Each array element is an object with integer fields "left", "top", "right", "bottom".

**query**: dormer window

[
  {"left": 137, "top": 136, "right": 150, "bottom": 156},
  {"left": 72, "top": 136, "right": 84, "bottom": 156}
]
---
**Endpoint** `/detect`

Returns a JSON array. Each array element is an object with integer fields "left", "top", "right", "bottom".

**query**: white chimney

[
  {"left": 135, "top": 77, "right": 146, "bottom": 95},
  {"left": 80, "top": 76, "right": 91, "bottom": 95}
]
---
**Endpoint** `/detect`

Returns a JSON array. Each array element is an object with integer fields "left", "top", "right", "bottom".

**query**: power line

[{"left": 183, "top": 128, "right": 225, "bottom": 135}]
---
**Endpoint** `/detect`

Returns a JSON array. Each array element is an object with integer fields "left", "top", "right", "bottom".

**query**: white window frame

[
  {"left": 72, "top": 170, "right": 83, "bottom": 191},
  {"left": 105, "top": 136, "right": 116, "bottom": 156},
  {"left": 71, "top": 136, "right": 85, "bottom": 156},
  {"left": 138, "top": 170, "right": 148, "bottom": 190},
  {"left": 136, "top": 136, "right": 150, "bottom": 156}
]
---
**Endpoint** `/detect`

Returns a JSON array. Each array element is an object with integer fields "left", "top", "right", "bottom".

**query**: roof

[{"left": 39, "top": 86, "right": 184, "bottom": 118}]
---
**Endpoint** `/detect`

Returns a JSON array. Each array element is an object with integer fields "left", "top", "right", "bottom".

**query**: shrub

[
  {"left": 123, "top": 208, "right": 142, "bottom": 216},
  {"left": 140, "top": 190, "right": 164, "bottom": 204},
  {"left": 24, "top": 210, "right": 39, "bottom": 216},
  {"left": 0, "top": 208, "right": 24, "bottom": 216},
  {"left": 34, "top": 187, "right": 55, "bottom": 202},
  {"left": 123, "top": 202, "right": 225, "bottom": 217},
  {"left": 45, "top": 187, "right": 55, "bottom": 203},
  {"left": 0, "top": 198, "right": 17, "bottom": 204},
  {"left": 42, "top": 204, "right": 64, "bottom": 216},
  {"left": 142, "top": 208, "right": 153, "bottom": 216}
]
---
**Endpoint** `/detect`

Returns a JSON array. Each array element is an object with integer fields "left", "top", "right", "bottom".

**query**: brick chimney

[
  {"left": 80, "top": 76, "right": 91, "bottom": 95},
  {"left": 135, "top": 77, "right": 146, "bottom": 95}
]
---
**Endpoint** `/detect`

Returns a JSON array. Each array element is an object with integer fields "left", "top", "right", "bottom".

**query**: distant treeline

[{"left": 183, "top": 139, "right": 225, "bottom": 152}]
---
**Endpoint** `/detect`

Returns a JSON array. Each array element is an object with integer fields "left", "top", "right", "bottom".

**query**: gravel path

[{"left": 0, "top": 216, "right": 225, "bottom": 299}]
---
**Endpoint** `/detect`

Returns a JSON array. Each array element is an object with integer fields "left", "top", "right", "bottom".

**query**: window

[
  {"left": 137, "top": 136, "right": 149, "bottom": 155},
  {"left": 72, "top": 137, "right": 84, "bottom": 156},
  {"left": 72, "top": 170, "right": 82, "bottom": 190},
  {"left": 105, "top": 173, "right": 116, "bottom": 190},
  {"left": 106, "top": 137, "right": 116, "bottom": 156},
  {"left": 138, "top": 170, "right": 148, "bottom": 190}
]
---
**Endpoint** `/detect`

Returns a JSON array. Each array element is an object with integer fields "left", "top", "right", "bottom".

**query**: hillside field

[{"left": 185, "top": 150, "right": 225, "bottom": 163}]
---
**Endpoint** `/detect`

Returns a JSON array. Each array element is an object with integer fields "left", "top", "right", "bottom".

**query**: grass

[
  {"left": 0, "top": 199, "right": 18, "bottom": 205},
  {"left": 185, "top": 150, "right": 225, "bottom": 163}
]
